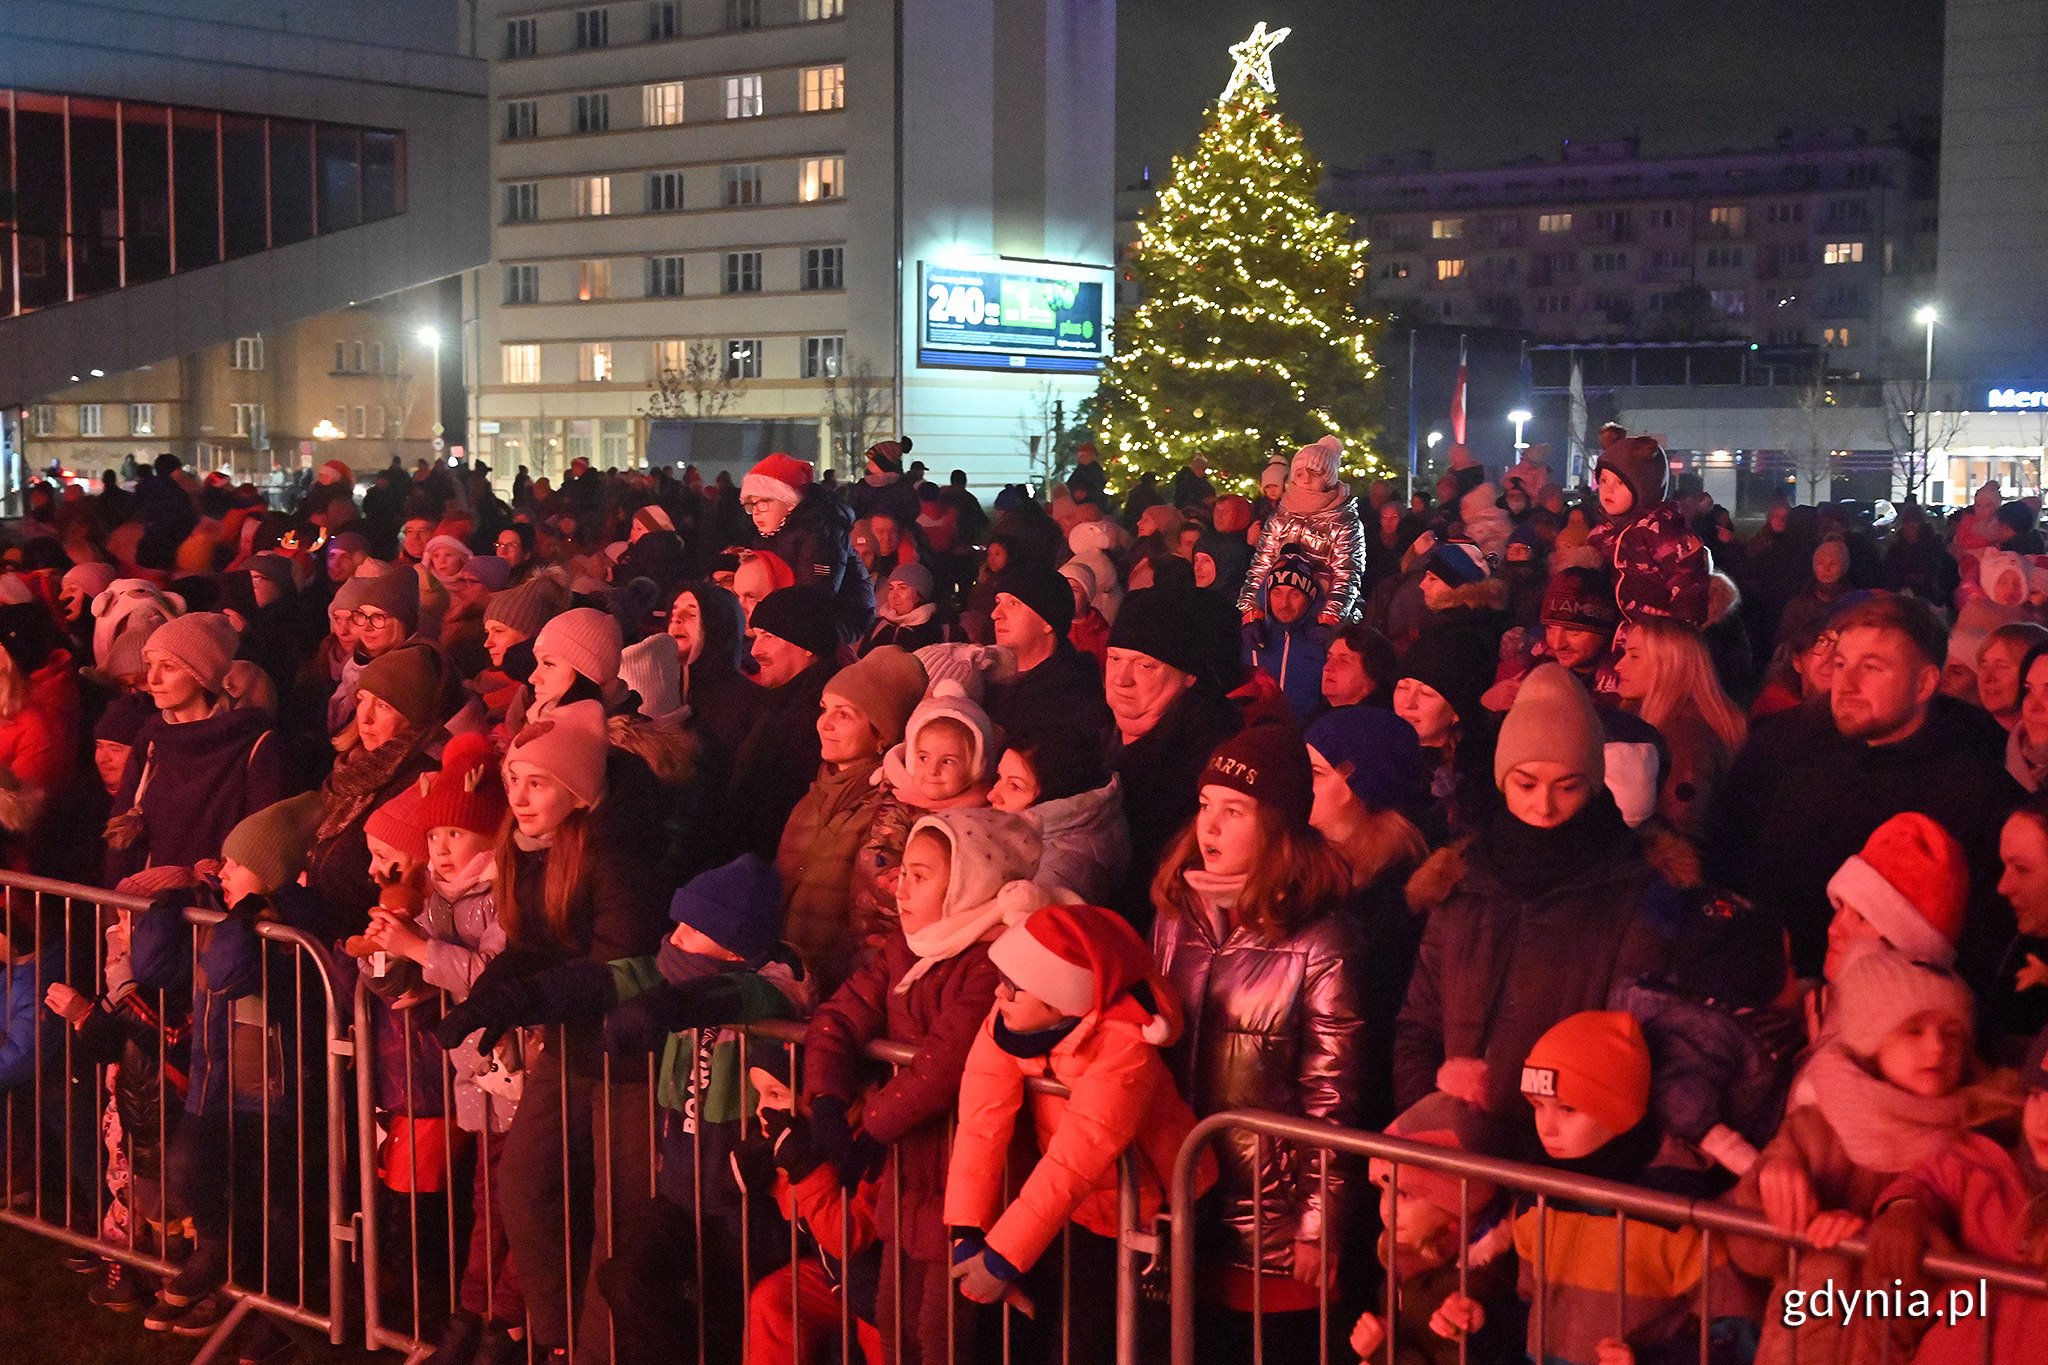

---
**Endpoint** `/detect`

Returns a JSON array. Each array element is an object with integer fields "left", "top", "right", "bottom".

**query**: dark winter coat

[
  {"left": 983, "top": 640, "right": 1111, "bottom": 743},
  {"left": 1107, "top": 682, "right": 1243, "bottom": 931},
  {"left": 72, "top": 987, "right": 190, "bottom": 1181},
  {"left": 1394, "top": 798, "right": 1680, "bottom": 1141},
  {"left": 108, "top": 706, "right": 291, "bottom": 883},
  {"left": 721, "top": 658, "right": 835, "bottom": 862},
  {"left": 1706, "top": 694, "right": 2021, "bottom": 987},
  {"left": 1241, "top": 614, "right": 1332, "bottom": 724},
  {"left": 1611, "top": 979, "right": 1793, "bottom": 1152},
  {"left": 801, "top": 932, "right": 1001, "bottom": 1263},
  {"left": 761, "top": 488, "right": 873, "bottom": 644}
]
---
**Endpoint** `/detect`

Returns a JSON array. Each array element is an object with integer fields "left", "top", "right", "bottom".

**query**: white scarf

[
  {"left": 878, "top": 601, "right": 936, "bottom": 629},
  {"left": 1182, "top": 867, "right": 1248, "bottom": 941},
  {"left": 896, "top": 881, "right": 1063, "bottom": 994},
  {"left": 429, "top": 847, "right": 498, "bottom": 903},
  {"left": 1804, "top": 1043, "right": 1966, "bottom": 1172}
]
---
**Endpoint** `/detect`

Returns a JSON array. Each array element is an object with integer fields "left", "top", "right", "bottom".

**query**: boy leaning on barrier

[{"left": 129, "top": 790, "right": 333, "bottom": 1358}]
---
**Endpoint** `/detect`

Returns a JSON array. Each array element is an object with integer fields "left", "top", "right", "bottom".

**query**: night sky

[{"left": 1116, "top": 0, "right": 1948, "bottom": 181}]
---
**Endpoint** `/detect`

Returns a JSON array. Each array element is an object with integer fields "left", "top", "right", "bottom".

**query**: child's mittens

[
  {"left": 1698, "top": 1122, "right": 1761, "bottom": 1177},
  {"left": 1349, "top": 1311, "right": 1387, "bottom": 1360},
  {"left": 807, "top": 1095, "right": 856, "bottom": 1182}
]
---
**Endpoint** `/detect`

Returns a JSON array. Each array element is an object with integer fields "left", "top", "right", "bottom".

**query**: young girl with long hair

[{"left": 1614, "top": 615, "right": 1749, "bottom": 837}]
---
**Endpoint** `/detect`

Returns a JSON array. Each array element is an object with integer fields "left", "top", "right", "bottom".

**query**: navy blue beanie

[
  {"left": 1305, "top": 706, "right": 1425, "bottom": 812},
  {"left": 669, "top": 854, "right": 782, "bottom": 963}
]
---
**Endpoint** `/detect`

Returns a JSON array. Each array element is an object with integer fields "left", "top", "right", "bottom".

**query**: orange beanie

[{"left": 1520, "top": 1010, "right": 1651, "bottom": 1136}]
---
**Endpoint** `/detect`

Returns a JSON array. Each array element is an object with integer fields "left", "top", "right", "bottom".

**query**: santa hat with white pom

[{"left": 989, "top": 902, "right": 1184, "bottom": 1045}]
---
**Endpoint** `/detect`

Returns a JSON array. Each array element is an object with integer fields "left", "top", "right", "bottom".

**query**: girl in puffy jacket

[
  {"left": 1150, "top": 724, "right": 1362, "bottom": 1358},
  {"left": 1238, "top": 437, "right": 1367, "bottom": 628},
  {"left": 946, "top": 903, "right": 1215, "bottom": 1365}
]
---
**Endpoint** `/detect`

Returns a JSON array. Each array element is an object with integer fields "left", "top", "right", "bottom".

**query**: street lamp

[
  {"left": 417, "top": 326, "right": 445, "bottom": 461},
  {"left": 1915, "top": 305, "right": 1938, "bottom": 500},
  {"left": 1508, "top": 408, "right": 1533, "bottom": 453},
  {"left": 1426, "top": 430, "right": 1443, "bottom": 450},
  {"left": 311, "top": 418, "right": 344, "bottom": 441}
]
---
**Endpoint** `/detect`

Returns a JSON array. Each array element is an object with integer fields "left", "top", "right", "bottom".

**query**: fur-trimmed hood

[
  {"left": 1428, "top": 575, "right": 1510, "bottom": 614},
  {"left": 606, "top": 710, "right": 699, "bottom": 787},
  {"left": 1405, "top": 817, "right": 1702, "bottom": 914}
]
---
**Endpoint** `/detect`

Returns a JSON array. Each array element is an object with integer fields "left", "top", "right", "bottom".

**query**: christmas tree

[{"left": 1095, "top": 23, "right": 1383, "bottom": 488}]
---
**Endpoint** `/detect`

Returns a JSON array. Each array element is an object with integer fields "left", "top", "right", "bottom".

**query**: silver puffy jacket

[
  {"left": 1153, "top": 901, "right": 1363, "bottom": 1273},
  {"left": 1237, "top": 497, "right": 1368, "bottom": 622}
]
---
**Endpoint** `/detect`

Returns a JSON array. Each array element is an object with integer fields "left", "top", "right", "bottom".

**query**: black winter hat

[
  {"left": 996, "top": 565, "right": 1074, "bottom": 638},
  {"left": 1397, "top": 627, "right": 1496, "bottom": 725},
  {"left": 1201, "top": 724, "right": 1314, "bottom": 830},
  {"left": 1108, "top": 585, "right": 1211, "bottom": 679},
  {"left": 94, "top": 690, "right": 156, "bottom": 747},
  {"left": 1541, "top": 567, "right": 1622, "bottom": 635},
  {"left": 0, "top": 602, "right": 58, "bottom": 675},
  {"left": 749, "top": 585, "right": 839, "bottom": 661}
]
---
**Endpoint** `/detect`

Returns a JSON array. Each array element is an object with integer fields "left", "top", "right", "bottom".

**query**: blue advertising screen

[{"left": 917, "top": 263, "right": 1108, "bottom": 374}]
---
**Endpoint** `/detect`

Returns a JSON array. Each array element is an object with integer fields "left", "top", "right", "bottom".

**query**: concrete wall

[{"left": 0, "top": 0, "right": 489, "bottom": 407}]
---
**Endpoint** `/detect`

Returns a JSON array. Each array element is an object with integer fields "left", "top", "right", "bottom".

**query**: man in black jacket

[
  {"left": 721, "top": 587, "right": 840, "bottom": 861},
  {"left": 1707, "top": 592, "right": 2021, "bottom": 998},
  {"left": 983, "top": 564, "right": 1110, "bottom": 741}
]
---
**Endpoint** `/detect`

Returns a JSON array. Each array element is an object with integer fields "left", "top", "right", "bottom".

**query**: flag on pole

[
  {"left": 1449, "top": 334, "right": 1469, "bottom": 447},
  {"left": 1567, "top": 351, "right": 1589, "bottom": 488}
]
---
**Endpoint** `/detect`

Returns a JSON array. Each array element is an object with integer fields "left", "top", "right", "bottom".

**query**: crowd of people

[{"left": 3, "top": 427, "right": 2048, "bottom": 1365}]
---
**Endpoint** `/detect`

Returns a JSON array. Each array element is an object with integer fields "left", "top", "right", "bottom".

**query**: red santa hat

[
  {"left": 1825, "top": 812, "right": 1968, "bottom": 966},
  {"left": 742, "top": 453, "right": 813, "bottom": 509},
  {"left": 988, "top": 903, "right": 1180, "bottom": 1044}
]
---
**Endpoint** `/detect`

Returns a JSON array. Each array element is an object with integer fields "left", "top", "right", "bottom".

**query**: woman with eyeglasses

[{"left": 322, "top": 569, "right": 420, "bottom": 737}]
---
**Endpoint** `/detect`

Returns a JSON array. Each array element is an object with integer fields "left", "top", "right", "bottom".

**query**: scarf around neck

[
  {"left": 1183, "top": 867, "right": 1249, "bottom": 942},
  {"left": 2008, "top": 723, "right": 2048, "bottom": 792},
  {"left": 1280, "top": 479, "right": 1348, "bottom": 517},
  {"left": 878, "top": 601, "right": 936, "bottom": 629},
  {"left": 1472, "top": 791, "right": 1634, "bottom": 899},
  {"left": 428, "top": 848, "right": 497, "bottom": 903},
  {"left": 1805, "top": 1043, "right": 1966, "bottom": 1172},
  {"left": 896, "top": 880, "right": 1053, "bottom": 995},
  {"left": 315, "top": 723, "right": 429, "bottom": 845}
]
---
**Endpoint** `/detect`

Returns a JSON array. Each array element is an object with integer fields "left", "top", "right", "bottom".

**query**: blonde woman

[{"left": 1614, "top": 616, "right": 1748, "bottom": 837}]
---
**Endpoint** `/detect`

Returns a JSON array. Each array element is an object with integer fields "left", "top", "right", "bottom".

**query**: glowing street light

[
  {"left": 311, "top": 418, "right": 344, "bottom": 441},
  {"left": 1508, "top": 408, "right": 1533, "bottom": 452}
]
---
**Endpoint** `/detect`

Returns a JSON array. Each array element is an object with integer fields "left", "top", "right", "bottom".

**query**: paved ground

[{"left": 0, "top": 1222, "right": 383, "bottom": 1362}]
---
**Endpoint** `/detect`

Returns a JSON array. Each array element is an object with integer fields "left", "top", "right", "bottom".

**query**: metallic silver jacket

[
  {"left": 1237, "top": 498, "right": 1368, "bottom": 622},
  {"left": 1153, "top": 902, "right": 1363, "bottom": 1273}
]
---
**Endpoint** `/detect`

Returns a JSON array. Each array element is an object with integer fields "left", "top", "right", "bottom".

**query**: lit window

[
  {"left": 1822, "top": 326, "right": 1853, "bottom": 347},
  {"left": 505, "top": 100, "right": 537, "bottom": 140},
  {"left": 129, "top": 403, "right": 154, "bottom": 436},
  {"left": 576, "top": 176, "right": 612, "bottom": 216},
  {"left": 647, "top": 172, "right": 684, "bottom": 212},
  {"left": 802, "top": 247, "right": 844, "bottom": 291},
  {"left": 580, "top": 343, "right": 613, "bottom": 382},
  {"left": 647, "top": 256, "right": 685, "bottom": 298},
  {"left": 1708, "top": 205, "right": 1746, "bottom": 233},
  {"left": 232, "top": 336, "right": 265, "bottom": 370},
  {"left": 1430, "top": 218, "right": 1464, "bottom": 240},
  {"left": 574, "top": 93, "right": 610, "bottom": 134},
  {"left": 724, "top": 75, "right": 764, "bottom": 120},
  {"left": 505, "top": 264, "right": 539, "bottom": 305},
  {"left": 721, "top": 164, "right": 762, "bottom": 206},
  {"left": 1537, "top": 213, "right": 1573, "bottom": 234},
  {"left": 575, "top": 8, "right": 609, "bottom": 48},
  {"left": 1435, "top": 258, "right": 1466, "bottom": 281},
  {"left": 723, "top": 339, "right": 763, "bottom": 379},
  {"left": 502, "top": 344, "right": 541, "bottom": 384},
  {"left": 1822, "top": 241, "right": 1864, "bottom": 265},
  {"left": 803, "top": 65, "right": 845, "bottom": 112},
  {"left": 643, "top": 82, "right": 685, "bottom": 127},
  {"left": 723, "top": 251, "right": 764, "bottom": 294},
  {"left": 79, "top": 404, "right": 104, "bottom": 437},
  {"left": 803, "top": 336, "right": 845, "bottom": 379},
  {"left": 29, "top": 406, "right": 54, "bottom": 438},
  {"left": 652, "top": 340, "right": 689, "bottom": 375},
  {"left": 800, "top": 156, "right": 844, "bottom": 202},
  {"left": 805, "top": 0, "right": 843, "bottom": 17},
  {"left": 578, "top": 260, "right": 611, "bottom": 301}
]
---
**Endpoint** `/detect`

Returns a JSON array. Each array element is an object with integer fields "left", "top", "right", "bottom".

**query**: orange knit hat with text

[{"left": 1520, "top": 1010, "right": 1651, "bottom": 1137}]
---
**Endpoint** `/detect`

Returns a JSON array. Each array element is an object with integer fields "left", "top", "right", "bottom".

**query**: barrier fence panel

[
  {"left": 352, "top": 1000, "right": 1149, "bottom": 1365},
  {"left": 0, "top": 870, "right": 352, "bottom": 1358},
  {"left": 1168, "top": 1109, "right": 2048, "bottom": 1365}
]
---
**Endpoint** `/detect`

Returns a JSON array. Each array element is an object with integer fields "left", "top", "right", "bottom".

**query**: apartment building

[
  {"left": 1327, "top": 131, "right": 1937, "bottom": 380},
  {"left": 467, "top": 0, "right": 1115, "bottom": 489}
]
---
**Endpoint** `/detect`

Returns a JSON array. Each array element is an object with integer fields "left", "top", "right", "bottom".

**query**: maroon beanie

[{"left": 1200, "top": 724, "right": 1313, "bottom": 830}]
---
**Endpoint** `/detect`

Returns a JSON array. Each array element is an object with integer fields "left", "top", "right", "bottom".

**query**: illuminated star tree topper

[{"left": 1094, "top": 25, "right": 1383, "bottom": 489}]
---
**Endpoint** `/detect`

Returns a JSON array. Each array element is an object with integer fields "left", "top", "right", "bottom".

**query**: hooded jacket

[
  {"left": 777, "top": 754, "right": 889, "bottom": 996},
  {"left": 1152, "top": 895, "right": 1362, "bottom": 1275},
  {"left": 1025, "top": 778, "right": 1130, "bottom": 904},
  {"left": 680, "top": 585, "right": 761, "bottom": 763},
  {"left": 722, "top": 657, "right": 834, "bottom": 862},
  {"left": 1241, "top": 612, "right": 1332, "bottom": 724},
  {"left": 108, "top": 705, "right": 290, "bottom": 882},
  {"left": 761, "top": 487, "right": 873, "bottom": 644},
  {"left": 1237, "top": 489, "right": 1367, "bottom": 622},
  {"left": 944, "top": 990, "right": 1215, "bottom": 1275}
]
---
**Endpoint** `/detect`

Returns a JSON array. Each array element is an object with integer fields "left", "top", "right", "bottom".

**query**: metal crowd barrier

[
  {"left": 1169, "top": 1109, "right": 2048, "bottom": 1365},
  {"left": 0, "top": 871, "right": 351, "bottom": 1360}
]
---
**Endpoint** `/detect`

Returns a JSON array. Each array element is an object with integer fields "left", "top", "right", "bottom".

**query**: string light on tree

[{"left": 1095, "top": 24, "right": 1383, "bottom": 489}]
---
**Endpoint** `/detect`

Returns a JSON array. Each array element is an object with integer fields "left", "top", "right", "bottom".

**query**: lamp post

[
  {"left": 311, "top": 418, "right": 344, "bottom": 442},
  {"left": 417, "top": 325, "right": 444, "bottom": 462},
  {"left": 1914, "top": 305, "right": 1937, "bottom": 501},
  {"left": 1508, "top": 408, "right": 1533, "bottom": 454}
]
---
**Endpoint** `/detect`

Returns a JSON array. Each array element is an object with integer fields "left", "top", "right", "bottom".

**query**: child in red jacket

[{"left": 944, "top": 904, "right": 1215, "bottom": 1362}]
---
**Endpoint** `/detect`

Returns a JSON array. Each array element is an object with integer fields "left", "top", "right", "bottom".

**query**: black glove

[
  {"left": 601, "top": 993, "right": 672, "bottom": 1060},
  {"left": 808, "top": 1095, "right": 854, "bottom": 1183},
  {"left": 434, "top": 974, "right": 542, "bottom": 1053},
  {"left": 766, "top": 1111, "right": 824, "bottom": 1182},
  {"left": 728, "top": 1137, "right": 778, "bottom": 1198},
  {"left": 844, "top": 1130, "right": 888, "bottom": 1188}
]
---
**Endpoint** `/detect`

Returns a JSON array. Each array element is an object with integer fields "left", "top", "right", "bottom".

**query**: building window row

[
  {"left": 503, "top": 159, "right": 842, "bottom": 224},
  {"left": 499, "top": 245, "right": 844, "bottom": 305},
  {"left": 1822, "top": 240, "right": 1864, "bottom": 265},
  {"left": 503, "top": 66, "right": 845, "bottom": 142},
  {"left": 332, "top": 340, "right": 400, "bottom": 375},
  {"left": 499, "top": 333, "right": 847, "bottom": 385},
  {"left": 510, "top": 0, "right": 840, "bottom": 58},
  {"left": 230, "top": 403, "right": 264, "bottom": 439},
  {"left": 232, "top": 336, "right": 266, "bottom": 371}
]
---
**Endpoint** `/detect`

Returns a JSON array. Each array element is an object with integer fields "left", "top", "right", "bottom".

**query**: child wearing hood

[
  {"left": 1241, "top": 553, "right": 1334, "bottom": 722},
  {"left": 945, "top": 904, "right": 1215, "bottom": 1361},
  {"left": 1587, "top": 424, "right": 1710, "bottom": 629},
  {"left": 803, "top": 806, "right": 1049, "bottom": 1365},
  {"left": 1864, "top": 1022, "right": 2048, "bottom": 1364},
  {"left": 849, "top": 681, "right": 1000, "bottom": 948},
  {"left": 1060, "top": 560, "right": 1112, "bottom": 665},
  {"left": 1435, "top": 1011, "right": 1733, "bottom": 1365},
  {"left": 1728, "top": 945, "right": 1986, "bottom": 1365},
  {"left": 1239, "top": 436, "right": 1367, "bottom": 627}
]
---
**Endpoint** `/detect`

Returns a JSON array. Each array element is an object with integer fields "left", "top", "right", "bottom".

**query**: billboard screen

[{"left": 917, "top": 263, "right": 1108, "bottom": 374}]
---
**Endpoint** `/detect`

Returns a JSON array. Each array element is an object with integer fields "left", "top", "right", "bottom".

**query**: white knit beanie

[
  {"left": 620, "top": 632, "right": 682, "bottom": 719},
  {"left": 904, "top": 680, "right": 1000, "bottom": 783},
  {"left": 1291, "top": 435, "right": 1342, "bottom": 487},
  {"left": 535, "top": 606, "right": 622, "bottom": 687},
  {"left": 1827, "top": 942, "right": 1974, "bottom": 1058}
]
